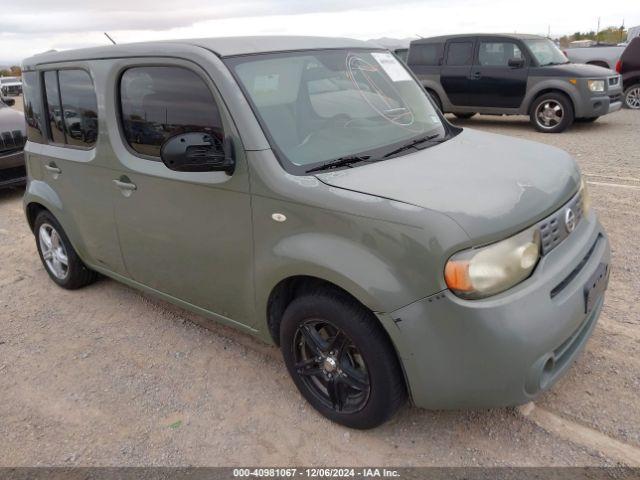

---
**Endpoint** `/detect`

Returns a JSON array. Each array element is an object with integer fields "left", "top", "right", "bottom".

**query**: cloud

[
  {"left": 2, "top": 0, "right": 410, "bottom": 34},
  {"left": 0, "top": 0, "right": 638, "bottom": 64}
]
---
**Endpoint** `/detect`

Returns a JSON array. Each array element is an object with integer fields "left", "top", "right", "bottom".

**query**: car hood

[
  {"left": 540, "top": 62, "right": 615, "bottom": 77},
  {"left": 0, "top": 105, "right": 26, "bottom": 134},
  {"left": 315, "top": 129, "right": 581, "bottom": 242}
]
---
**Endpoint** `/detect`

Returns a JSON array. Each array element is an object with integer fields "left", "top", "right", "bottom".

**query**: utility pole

[{"left": 596, "top": 17, "right": 601, "bottom": 43}]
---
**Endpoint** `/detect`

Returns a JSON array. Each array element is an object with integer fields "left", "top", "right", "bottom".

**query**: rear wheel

[
  {"left": 530, "top": 93, "right": 574, "bottom": 133},
  {"left": 34, "top": 210, "right": 97, "bottom": 289},
  {"left": 280, "top": 288, "right": 406, "bottom": 429},
  {"left": 624, "top": 84, "right": 640, "bottom": 109},
  {"left": 454, "top": 112, "right": 476, "bottom": 119}
]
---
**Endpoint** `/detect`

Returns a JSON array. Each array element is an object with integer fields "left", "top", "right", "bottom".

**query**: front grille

[
  {"left": 550, "top": 235, "right": 601, "bottom": 298},
  {"left": 0, "top": 130, "right": 25, "bottom": 154},
  {"left": 609, "top": 94, "right": 622, "bottom": 103},
  {"left": 537, "top": 190, "right": 584, "bottom": 256},
  {"left": 608, "top": 76, "right": 620, "bottom": 87}
]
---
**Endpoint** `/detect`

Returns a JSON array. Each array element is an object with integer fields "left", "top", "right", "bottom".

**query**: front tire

[
  {"left": 624, "top": 84, "right": 640, "bottom": 109},
  {"left": 34, "top": 211, "right": 97, "bottom": 289},
  {"left": 530, "top": 93, "right": 574, "bottom": 133},
  {"left": 280, "top": 288, "right": 407, "bottom": 429}
]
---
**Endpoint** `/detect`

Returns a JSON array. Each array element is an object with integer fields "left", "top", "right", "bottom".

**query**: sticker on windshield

[
  {"left": 253, "top": 74, "right": 279, "bottom": 94},
  {"left": 371, "top": 52, "right": 412, "bottom": 82}
]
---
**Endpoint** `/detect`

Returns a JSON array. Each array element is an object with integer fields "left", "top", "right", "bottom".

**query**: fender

[
  {"left": 24, "top": 179, "right": 65, "bottom": 227},
  {"left": 522, "top": 79, "right": 581, "bottom": 116},
  {"left": 256, "top": 232, "right": 406, "bottom": 323},
  {"left": 23, "top": 179, "right": 87, "bottom": 260}
]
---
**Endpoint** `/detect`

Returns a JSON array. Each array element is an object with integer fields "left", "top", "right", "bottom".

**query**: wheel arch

[
  {"left": 526, "top": 87, "right": 576, "bottom": 116},
  {"left": 24, "top": 180, "right": 65, "bottom": 232},
  {"left": 267, "top": 275, "right": 371, "bottom": 346},
  {"left": 623, "top": 75, "right": 640, "bottom": 91}
]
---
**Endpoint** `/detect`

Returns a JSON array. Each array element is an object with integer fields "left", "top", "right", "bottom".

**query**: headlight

[
  {"left": 444, "top": 227, "right": 541, "bottom": 299},
  {"left": 587, "top": 79, "right": 605, "bottom": 92}
]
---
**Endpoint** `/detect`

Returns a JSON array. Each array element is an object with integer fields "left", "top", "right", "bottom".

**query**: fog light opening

[{"left": 540, "top": 356, "right": 556, "bottom": 389}]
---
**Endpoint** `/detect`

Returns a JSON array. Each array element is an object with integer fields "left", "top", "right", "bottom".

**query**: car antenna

[
  {"left": 415, "top": 33, "right": 424, "bottom": 39},
  {"left": 104, "top": 32, "right": 117, "bottom": 45}
]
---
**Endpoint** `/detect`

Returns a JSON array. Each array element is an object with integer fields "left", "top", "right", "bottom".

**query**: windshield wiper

[
  {"left": 383, "top": 134, "right": 444, "bottom": 158},
  {"left": 306, "top": 155, "right": 373, "bottom": 173}
]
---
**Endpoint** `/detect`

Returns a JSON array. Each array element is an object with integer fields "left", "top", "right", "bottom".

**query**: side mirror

[
  {"left": 508, "top": 57, "right": 525, "bottom": 68},
  {"left": 1, "top": 97, "right": 15, "bottom": 107},
  {"left": 160, "top": 132, "right": 235, "bottom": 174}
]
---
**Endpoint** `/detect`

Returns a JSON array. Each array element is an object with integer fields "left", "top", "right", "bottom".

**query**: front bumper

[
  {"left": 0, "top": 150, "right": 26, "bottom": 187},
  {"left": 386, "top": 211, "right": 610, "bottom": 409},
  {"left": 579, "top": 92, "right": 623, "bottom": 117}
]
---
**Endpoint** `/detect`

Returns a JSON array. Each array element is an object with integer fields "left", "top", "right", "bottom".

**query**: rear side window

[
  {"left": 43, "top": 71, "right": 66, "bottom": 144},
  {"left": 42, "top": 69, "right": 98, "bottom": 148},
  {"left": 478, "top": 41, "right": 523, "bottom": 66},
  {"left": 119, "top": 66, "right": 224, "bottom": 158},
  {"left": 446, "top": 41, "right": 474, "bottom": 66},
  {"left": 22, "top": 71, "right": 45, "bottom": 144},
  {"left": 408, "top": 43, "right": 444, "bottom": 66}
]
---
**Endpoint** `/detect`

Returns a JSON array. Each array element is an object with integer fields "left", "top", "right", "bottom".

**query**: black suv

[
  {"left": 0, "top": 97, "right": 26, "bottom": 187},
  {"left": 616, "top": 37, "right": 640, "bottom": 109},
  {"left": 406, "top": 34, "right": 623, "bottom": 132}
]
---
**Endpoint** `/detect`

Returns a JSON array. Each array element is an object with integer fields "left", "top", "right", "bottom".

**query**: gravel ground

[{"left": 1, "top": 97, "right": 639, "bottom": 466}]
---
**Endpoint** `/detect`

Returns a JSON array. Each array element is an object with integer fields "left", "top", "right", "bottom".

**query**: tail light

[{"left": 615, "top": 59, "right": 622, "bottom": 73}]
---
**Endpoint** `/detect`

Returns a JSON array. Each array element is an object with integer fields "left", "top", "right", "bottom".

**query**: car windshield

[
  {"left": 226, "top": 49, "right": 446, "bottom": 172},
  {"left": 524, "top": 39, "right": 569, "bottom": 66}
]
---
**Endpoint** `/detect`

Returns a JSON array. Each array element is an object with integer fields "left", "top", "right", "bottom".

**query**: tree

[{"left": 9, "top": 66, "right": 21, "bottom": 76}]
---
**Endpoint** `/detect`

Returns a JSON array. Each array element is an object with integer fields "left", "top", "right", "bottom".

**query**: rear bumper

[{"left": 387, "top": 212, "right": 609, "bottom": 409}]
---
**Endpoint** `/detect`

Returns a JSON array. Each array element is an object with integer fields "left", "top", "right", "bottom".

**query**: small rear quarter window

[
  {"left": 58, "top": 70, "right": 98, "bottom": 148},
  {"left": 22, "top": 71, "right": 45, "bottom": 144}
]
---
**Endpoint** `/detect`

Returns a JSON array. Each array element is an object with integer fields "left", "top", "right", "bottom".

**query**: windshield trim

[{"left": 224, "top": 48, "right": 454, "bottom": 176}]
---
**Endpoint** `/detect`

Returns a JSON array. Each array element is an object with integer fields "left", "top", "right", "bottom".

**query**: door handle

[
  {"left": 471, "top": 71, "right": 482, "bottom": 80},
  {"left": 113, "top": 179, "right": 137, "bottom": 191},
  {"left": 44, "top": 164, "right": 62, "bottom": 174},
  {"left": 113, "top": 178, "right": 137, "bottom": 198}
]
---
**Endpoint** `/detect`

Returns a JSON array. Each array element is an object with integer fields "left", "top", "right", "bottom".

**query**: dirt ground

[{"left": 1, "top": 96, "right": 639, "bottom": 466}]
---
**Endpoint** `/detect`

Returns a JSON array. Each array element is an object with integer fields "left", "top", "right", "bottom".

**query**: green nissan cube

[{"left": 22, "top": 36, "right": 610, "bottom": 429}]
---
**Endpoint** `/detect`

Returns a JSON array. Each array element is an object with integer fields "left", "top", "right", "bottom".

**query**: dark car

[
  {"left": 406, "top": 34, "right": 623, "bottom": 132},
  {"left": 616, "top": 37, "right": 640, "bottom": 109},
  {"left": 0, "top": 97, "right": 27, "bottom": 187}
]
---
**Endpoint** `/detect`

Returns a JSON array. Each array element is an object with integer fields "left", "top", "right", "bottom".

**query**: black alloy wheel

[{"left": 293, "top": 319, "right": 370, "bottom": 414}]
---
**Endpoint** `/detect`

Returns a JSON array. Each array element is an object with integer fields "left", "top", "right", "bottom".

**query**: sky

[{"left": 1, "top": 0, "right": 639, "bottom": 64}]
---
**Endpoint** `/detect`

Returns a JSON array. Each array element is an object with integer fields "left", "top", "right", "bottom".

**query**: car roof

[
  {"left": 23, "top": 36, "right": 377, "bottom": 67},
  {"left": 411, "top": 33, "right": 546, "bottom": 45}
]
